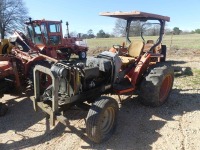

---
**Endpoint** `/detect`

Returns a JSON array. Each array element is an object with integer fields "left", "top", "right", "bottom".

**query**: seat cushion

[
  {"left": 128, "top": 41, "right": 144, "bottom": 57},
  {"left": 143, "top": 43, "right": 154, "bottom": 52},
  {"left": 119, "top": 56, "right": 135, "bottom": 65}
]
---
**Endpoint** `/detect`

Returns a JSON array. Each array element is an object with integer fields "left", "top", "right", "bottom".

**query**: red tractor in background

[
  {"left": 0, "top": 18, "right": 88, "bottom": 115},
  {"left": 10, "top": 18, "right": 88, "bottom": 60},
  {"left": 1, "top": 19, "right": 88, "bottom": 60},
  {"left": 3, "top": 19, "right": 88, "bottom": 87}
]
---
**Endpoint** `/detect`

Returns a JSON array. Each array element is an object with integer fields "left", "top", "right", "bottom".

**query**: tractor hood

[{"left": 100, "top": 11, "right": 170, "bottom": 22}]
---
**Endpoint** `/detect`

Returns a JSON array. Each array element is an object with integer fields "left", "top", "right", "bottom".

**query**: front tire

[
  {"left": 86, "top": 97, "right": 119, "bottom": 143},
  {"left": 79, "top": 51, "right": 86, "bottom": 60},
  {"left": 139, "top": 64, "right": 174, "bottom": 107}
]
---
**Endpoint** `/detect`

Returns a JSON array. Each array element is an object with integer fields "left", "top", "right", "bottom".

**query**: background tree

[
  {"left": 87, "top": 29, "right": 95, "bottom": 38},
  {"left": 165, "top": 28, "right": 172, "bottom": 35},
  {"left": 113, "top": 19, "right": 144, "bottom": 37},
  {"left": 81, "top": 34, "right": 88, "bottom": 39},
  {"left": 141, "top": 23, "right": 160, "bottom": 36},
  {"left": 96, "top": 29, "right": 110, "bottom": 38},
  {"left": 194, "top": 29, "right": 200, "bottom": 34},
  {"left": 97, "top": 29, "right": 105, "bottom": 38},
  {"left": 69, "top": 31, "right": 77, "bottom": 37},
  {"left": 129, "top": 21, "right": 143, "bottom": 36},
  {"left": 0, "top": 0, "right": 28, "bottom": 39},
  {"left": 173, "top": 27, "right": 182, "bottom": 35},
  {"left": 113, "top": 19, "right": 126, "bottom": 36}
]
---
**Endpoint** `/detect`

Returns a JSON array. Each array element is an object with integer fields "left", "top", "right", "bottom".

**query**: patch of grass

[
  {"left": 87, "top": 34, "right": 200, "bottom": 51},
  {"left": 191, "top": 69, "right": 200, "bottom": 86}
]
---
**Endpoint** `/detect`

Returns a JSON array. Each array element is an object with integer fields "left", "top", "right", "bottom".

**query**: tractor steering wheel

[
  {"left": 112, "top": 44, "right": 127, "bottom": 56},
  {"left": 113, "top": 44, "right": 122, "bottom": 50}
]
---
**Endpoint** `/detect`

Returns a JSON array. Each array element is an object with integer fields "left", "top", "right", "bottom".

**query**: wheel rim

[
  {"left": 100, "top": 106, "right": 115, "bottom": 134},
  {"left": 81, "top": 52, "right": 86, "bottom": 59},
  {"left": 159, "top": 74, "right": 173, "bottom": 102}
]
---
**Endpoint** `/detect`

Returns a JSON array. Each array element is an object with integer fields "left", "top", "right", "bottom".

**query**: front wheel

[
  {"left": 86, "top": 96, "right": 119, "bottom": 143},
  {"left": 79, "top": 51, "right": 86, "bottom": 60},
  {"left": 139, "top": 64, "right": 174, "bottom": 107}
]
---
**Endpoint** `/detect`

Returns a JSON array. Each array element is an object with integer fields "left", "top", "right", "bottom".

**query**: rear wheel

[
  {"left": 139, "top": 64, "right": 174, "bottom": 107},
  {"left": 79, "top": 51, "right": 86, "bottom": 60},
  {"left": 86, "top": 97, "right": 118, "bottom": 143}
]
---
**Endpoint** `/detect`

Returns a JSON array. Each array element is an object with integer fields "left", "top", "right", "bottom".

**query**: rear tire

[
  {"left": 86, "top": 96, "right": 118, "bottom": 143},
  {"left": 139, "top": 64, "right": 174, "bottom": 107}
]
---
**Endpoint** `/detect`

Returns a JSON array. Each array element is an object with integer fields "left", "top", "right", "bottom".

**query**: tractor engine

[{"left": 42, "top": 51, "right": 122, "bottom": 105}]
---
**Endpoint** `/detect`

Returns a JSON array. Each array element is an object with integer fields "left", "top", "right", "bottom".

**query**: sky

[{"left": 25, "top": 0, "right": 200, "bottom": 34}]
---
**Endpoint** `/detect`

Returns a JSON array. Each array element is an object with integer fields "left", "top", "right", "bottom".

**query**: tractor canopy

[
  {"left": 100, "top": 11, "right": 170, "bottom": 22},
  {"left": 100, "top": 11, "right": 170, "bottom": 51}
]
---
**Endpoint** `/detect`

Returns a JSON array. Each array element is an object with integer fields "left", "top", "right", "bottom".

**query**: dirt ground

[{"left": 0, "top": 48, "right": 200, "bottom": 150}]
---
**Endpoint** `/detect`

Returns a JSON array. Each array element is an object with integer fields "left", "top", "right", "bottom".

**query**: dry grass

[
  {"left": 86, "top": 34, "right": 200, "bottom": 54},
  {"left": 191, "top": 69, "right": 200, "bottom": 87}
]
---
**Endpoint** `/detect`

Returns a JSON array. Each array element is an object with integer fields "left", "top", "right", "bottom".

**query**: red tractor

[
  {"left": 25, "top": 18, "right": 88, "bottom": 59},
  {"left": 10, "top": 18, "right": 88, "bottom": 60},
  {"left": 1, "top": 19, "right": 88, "bottom": 88},
  {"left": 31, "top": 11, "right": 174, "bottom": 143}
]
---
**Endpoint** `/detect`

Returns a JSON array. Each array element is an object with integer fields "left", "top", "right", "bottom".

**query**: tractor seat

[
  {"left": 0, "top": 61, "right": 11, "bottom": 70},
  {"left": 119, "top": 41, "right": 144, "bottom": 65},
  {"left": 143, "top": 40, "right": 162, "bottom": 53},
  {"left": 119, "top": 56, "right": 135, "bottom": 64},
  {"left": 143, "top": 43, "right": 154, "bottom": 52}
]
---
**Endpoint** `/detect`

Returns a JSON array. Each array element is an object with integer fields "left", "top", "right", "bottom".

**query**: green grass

[
  {"left": 191, "top": 69, "right": 200, "bottom": 86},
  {"left": 86, "top": 34, "right": 200, "bottom": 51},
  {"left": 175, "top": 68, "right": 200, "bottom": 89}
]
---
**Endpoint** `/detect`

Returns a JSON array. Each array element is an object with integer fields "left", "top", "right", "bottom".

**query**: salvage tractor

[
  {"left": 23, "top": 18, "right": 88, "bottom": 60},
  {"left": 30, "top": 11, "right": 174, "bottom": 143},
  {"left": 1, "top": 19, "right": 88, "bottom": 60},
  {"left": 0, "top": 19, "right": 88, "bottom": 88}
]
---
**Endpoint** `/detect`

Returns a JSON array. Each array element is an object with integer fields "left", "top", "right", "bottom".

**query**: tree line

[
  {"left": 75, "top": 19, "right": 200, "bottom": 39},
  {"left": 69, "top": 29, "right": 115, "bottom": 39}
]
